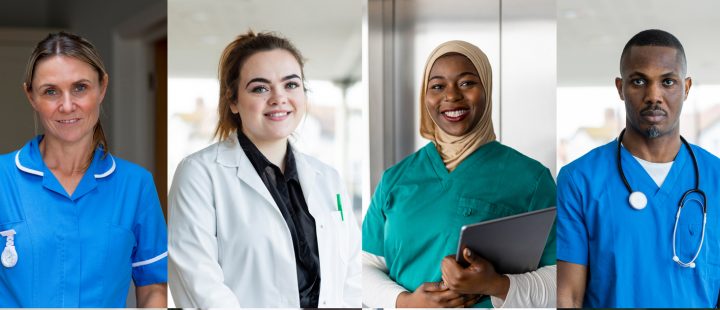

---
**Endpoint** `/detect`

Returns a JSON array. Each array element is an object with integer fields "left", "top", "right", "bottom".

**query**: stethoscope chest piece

[{"left": 629, "top": 191, "right": 648, "bottom": 210}]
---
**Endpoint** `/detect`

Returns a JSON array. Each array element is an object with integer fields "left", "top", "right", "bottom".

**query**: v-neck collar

[
  {"left": 15, "top": 135, "right": 116, "bottom": 201},
  {"left": 618, "top": 140, "right": 690, "bottom": 201},
  {"left": 425, "top": 140, "right": 500, "bottom": 180}
]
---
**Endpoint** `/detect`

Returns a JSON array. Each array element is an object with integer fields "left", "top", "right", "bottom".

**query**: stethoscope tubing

[{"left": 617, "top": 129, "right": 707, "bottom": 268}]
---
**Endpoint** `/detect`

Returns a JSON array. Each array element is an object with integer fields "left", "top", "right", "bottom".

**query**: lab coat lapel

[
  {"left": 294, "top": 149, "right": 321, "bottom": 214},
  {"left": 216, "top": 136, "right": 276, "bottom": 208}
]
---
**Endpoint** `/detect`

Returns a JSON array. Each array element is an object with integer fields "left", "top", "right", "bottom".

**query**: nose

[
  {"left": 444, "top": 85, "right": 463, "bottom": 102},
  {"left": 644, "top": 82, "right": 663, "bottom": 105},
  {"left": 58, "top": 93, "right": 76, "bottom": 113},
  {"left": 269, "top": 87, "right": 288, "bottom": 106}
]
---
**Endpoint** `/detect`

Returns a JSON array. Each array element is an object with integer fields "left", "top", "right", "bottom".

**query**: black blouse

[{"left": 237, "top": 130, "right": 320, "bottom": 308}]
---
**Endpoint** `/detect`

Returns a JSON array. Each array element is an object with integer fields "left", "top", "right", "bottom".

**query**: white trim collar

[
  {"left": 94, "top": 155, "right": 116, "bottom": 179},
  {"left": 15, "top": 150, "right": 43, "bottom": 177}
]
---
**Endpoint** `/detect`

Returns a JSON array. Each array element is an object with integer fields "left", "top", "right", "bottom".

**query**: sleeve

[
  {"left": 361, "top": 176, "right": 387, "bottom": 255},
  {"left": 362, "top": 251, "right": 408, "bottom": 307},
  {"left": 131, "top": 171, "right": 168, "bottom": 286},
  {"left": 556, "top": 167, "right": 589, "bottom": 265},
  {"left": 167, "top": 157, "right": 241, "bottom": 308},
  {"left": 490, "top": 265, "right": 557, "bottom": 308},
  {"left": 339, "top": 180, "right": 362, "bottom": 307},
  {"left": 529, "top": 168, "right": 557, "bottom": 267}
]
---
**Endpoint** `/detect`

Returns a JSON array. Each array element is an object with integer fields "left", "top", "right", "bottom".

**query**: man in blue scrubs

[{"left": 557, "top": 29, "right": 720, "bottom": 307}]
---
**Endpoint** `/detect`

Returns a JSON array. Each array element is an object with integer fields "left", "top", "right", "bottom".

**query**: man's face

[{"left": 615, "top": 45, "right": 691, "bottom": 139}]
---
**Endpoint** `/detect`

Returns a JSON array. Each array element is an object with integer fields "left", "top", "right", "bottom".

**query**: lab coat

[{"left": 168, "top": 134, "right": 361, "bottom": 308}]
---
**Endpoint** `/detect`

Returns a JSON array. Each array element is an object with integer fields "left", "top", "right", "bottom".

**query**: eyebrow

[
  {"left": 628, "top": 71, "right": 678, "bottom": 78},
  {"left": 36, "top": 79, "right": 92, "bottom": 89},
  {"left": 245, "top": 74, "right": 301, "bottom": 88},
  {"left": 428, "top": 71, "right": 479, "bottom": 81}
]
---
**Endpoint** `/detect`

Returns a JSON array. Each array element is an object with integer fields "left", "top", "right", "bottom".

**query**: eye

[
  {"left": 631, "top": 79, "right": 646, "bottom": 86},
  {"left": 44, "top": 88, "right": 58, "bottom": 96},
  {"left": 285, "top": 82, "right": 300, "bottom": 90},
  {"left": 250, "top": 85, "right": 269, "bottom": 94},
  {"left": 73, "top": 84, "right": 87, "bottom": 93},
  {"left": 459, "top": 80, "right": 477, "bottom": 87},
  {"left": 429, "top": 83, "right": 445, "bottom": 90},
  {"left": 662, "top": 79, "right": 675, "bottom": 86}
]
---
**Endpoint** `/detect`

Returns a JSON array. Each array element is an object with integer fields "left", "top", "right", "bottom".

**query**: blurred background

[
  {"left": 365, "top": 0, "right": 557, "bottom": 215},
  {"left": 0, "top": 0, "right": 167, "bottom": 306},
  {"left": 557, "top": 0, "right": 720, "bottom": 171}
]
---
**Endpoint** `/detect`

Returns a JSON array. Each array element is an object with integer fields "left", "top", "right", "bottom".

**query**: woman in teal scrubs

[
  {"left": 0, "top": 32, "right": 167, "bottom": 307},
  {"left": 362, "top": 41, "right": 556, "bottom": 308}
]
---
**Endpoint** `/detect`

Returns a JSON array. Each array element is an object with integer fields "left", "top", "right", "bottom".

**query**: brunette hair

[
  {"left": 214, "top": 30, "right": 306, "bottom": 141},
  {"left": 24, "top": 31, "right": 110, "bottom": 157}
]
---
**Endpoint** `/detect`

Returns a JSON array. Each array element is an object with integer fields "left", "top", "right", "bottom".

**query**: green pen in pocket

[{"left": 336, "top": 193, "right": 344, "bottom": 222}]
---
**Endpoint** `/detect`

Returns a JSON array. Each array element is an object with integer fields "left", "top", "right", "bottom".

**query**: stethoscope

[{"left": 617, "top": 129, "right": 707, "bottom": 268}]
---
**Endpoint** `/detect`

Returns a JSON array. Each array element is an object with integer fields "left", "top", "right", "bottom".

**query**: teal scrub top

[{"left": 362, "top": 141, "right": 556, "bottom": 307}]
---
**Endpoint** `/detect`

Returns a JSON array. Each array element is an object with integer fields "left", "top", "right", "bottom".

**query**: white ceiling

[
  {"left": 168, "top": 0, "right": 362, "bottom": 82},
  {"left": 558, "top": 0, "right": 720, "bottom": 86}
]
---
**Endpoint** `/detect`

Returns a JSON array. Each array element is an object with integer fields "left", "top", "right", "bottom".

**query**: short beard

[{"left": 646, "top": 126, "right": 661, "bottom": 138}]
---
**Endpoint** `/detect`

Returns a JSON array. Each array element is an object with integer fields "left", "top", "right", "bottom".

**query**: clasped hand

[{"left": 397, "top": 248, "right": 509, "bottom": 308}]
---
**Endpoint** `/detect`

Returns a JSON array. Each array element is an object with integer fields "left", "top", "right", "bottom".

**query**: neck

[
  {"left": 243, "top": 130, "right": 289, "bottom": 172},
  {"left": 40, "top": 135, "right": 94, "bottom": 176},
  {"left": 621, "top": 127, "right": 681, "bottom": 163}
]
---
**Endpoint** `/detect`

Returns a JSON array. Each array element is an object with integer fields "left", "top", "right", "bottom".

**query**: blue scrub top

[
  {"left": 0, "top": 136, "right": 168, "bottom": 307},
  {"left": 557, "top": 139, "right": 720, "bottom": 308}
]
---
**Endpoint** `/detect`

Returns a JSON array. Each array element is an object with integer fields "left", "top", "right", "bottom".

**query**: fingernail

[{"left": 465, "top": 248, "right": 472, "bottom": 257}]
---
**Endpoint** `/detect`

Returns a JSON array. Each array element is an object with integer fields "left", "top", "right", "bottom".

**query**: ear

[
  {"left": 23, "top": 83, "right": 37, "bottom": 109},
  {"left": 684, "top": 77, "right": 692, "bottom": 101},
  {"left": 229, "top": 100, "right": 239, "bottom": 114},
  {"left": 614, "top": 77, "right": 624, "bottom": 100},
  {"left": 98, "top": 74, "right": 109, "bottom": 104}
]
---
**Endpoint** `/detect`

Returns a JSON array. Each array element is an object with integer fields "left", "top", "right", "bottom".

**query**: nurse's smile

[{"left": 441, "top": 108, "right": 470, "bottom": 122}]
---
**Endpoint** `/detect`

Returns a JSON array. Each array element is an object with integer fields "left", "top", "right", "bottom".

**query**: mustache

[{"left": 640, "top": 105, "right": 667, "bottom": 116}]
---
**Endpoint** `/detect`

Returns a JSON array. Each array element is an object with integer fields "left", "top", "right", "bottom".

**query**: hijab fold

[{"left": 419, "top": 40, "right": 496, "bottom": 171}]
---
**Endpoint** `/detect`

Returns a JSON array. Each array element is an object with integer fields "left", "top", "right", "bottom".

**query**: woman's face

[
  {"left": 25, "top": 56, "right": 107, "bottom": 146},
  {"left": 232, "top": 49, "right": 306, "bottom": 144},
  {"left": 425, "top": 54, "right": 485, "bottom": 136}
]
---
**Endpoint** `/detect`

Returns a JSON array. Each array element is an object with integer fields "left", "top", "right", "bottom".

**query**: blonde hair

[
  {"left": 214, "top": 30, "right": 306, "bottom": 141},
  {"left": 24, "top": 31, "right": 110, "bottom": 158}
]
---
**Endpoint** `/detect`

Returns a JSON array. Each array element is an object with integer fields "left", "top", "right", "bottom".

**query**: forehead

[
  {"left": 621, "top": 45, "right": 683, "bottom": 76},
  {"left": 429, "top": 53, "right": 477, "bottom": 76},
  {"left": 32, "top": 55, "right": 98, "bottom": 84},
  {"left": 240, "top": 49, "right": 302, "bottom": 80}
]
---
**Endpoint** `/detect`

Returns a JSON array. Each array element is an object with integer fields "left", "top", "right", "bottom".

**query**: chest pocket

[
  {"left": 456, "top": 197, "right": 522, "bottom": 226},
  {"left": 0, "top": 220, "right": 33, "bottom": 307}
]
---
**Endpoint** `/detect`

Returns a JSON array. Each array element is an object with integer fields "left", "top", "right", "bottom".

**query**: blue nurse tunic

[{"left": 0, "top": 135, "right": 167, "bottom": 307}]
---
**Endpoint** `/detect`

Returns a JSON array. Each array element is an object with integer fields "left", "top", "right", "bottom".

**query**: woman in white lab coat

[{"left": 168, "top": 31, "right": 361, "bottom": 308}]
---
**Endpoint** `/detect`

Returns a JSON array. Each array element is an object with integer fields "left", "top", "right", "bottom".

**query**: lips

[
  {"left": 441, "top": 108, "right": 469, "bottom": 122},
  {"left": 264, "top": 111, "right": 292, "bottom": 121},
  {"left": 57, "top": 118, "right": 80, "bottom": 124},
  {"left": 640, "top": 108, "right": 667, "bottom": 123}
]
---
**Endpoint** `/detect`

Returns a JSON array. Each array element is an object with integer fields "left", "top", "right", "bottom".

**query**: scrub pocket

[
  {"left": 0, "top": 221, "right": 33, "bottom": 307},
  {"left": 457, "top": 196, "right": 521, "bottom": 225}
]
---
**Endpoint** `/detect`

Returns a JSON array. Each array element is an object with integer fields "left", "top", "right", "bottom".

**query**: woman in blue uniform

[
  {"left": 362, "top": 41, "right": 557, "bottom": 308},
  {"left": 0, "top": 32, "right": 167, "bottom": 307}
]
